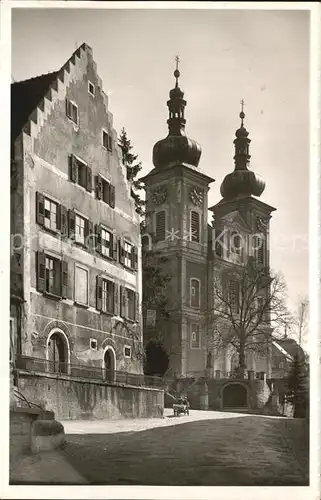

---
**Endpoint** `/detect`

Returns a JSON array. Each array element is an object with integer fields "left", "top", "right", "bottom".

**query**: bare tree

[
  {"left": 296, "top": 296, "right": 309, "bottom": 347},
  {"left": 206, "top": 258, "right": 292, "bottom": 378}
]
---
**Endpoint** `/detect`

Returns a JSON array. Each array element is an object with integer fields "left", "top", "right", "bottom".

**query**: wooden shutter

[
  {"left": 36, "top": 251, "right": 46, "bottom": 293},
  {"left": 86, "top": 166, "right": 92, "bottom": 193},
  {"left": 109, "top": 184, "right": 115, "bottom": 208},
  {"left": 155, "top": 211, "right": 166, "bottom": 242},
  {"left": 61, "top": 261, "right": 68, "bottom": 298},
  {"left": 95, "top": 175, "right": 103, "bottom": 200},
  {"left": 60, "top": 205, "right": 68, "bottom": 238},
  {"left": 68, "top": 209, "right": 76, "bottom": 240},
  {"left": 113, "top": 283, "right": 119, "bottom": 315},
  {"left": 95, "top": 224, "right": 102, "bottom": 254},
  {"left": 112, "top": 234, "right": 118, "bottom": 261},
  {"left": 108, "top": 134, "right": 113, "bottom": 151},
  {"left": 69, "top": 155, "right": 78, "bottom": 183},
  {"left": 65, "top": 99, "right": 70, "bottom": 118},
  {"left": 132, "top": 246, "right": 138, "bottom": 270},
  {"left": 105, "top": 182, "right": 111, "bottom": 205},
  {"left": 120, "top": 285, "right": 126, "bottom": 317},
  {"left": 119, "top": 238, "right": 125, "bottom": 264},
  {"left": 85, "top": 219, "right": 94, "bottom": 250},
  {"left": 56, "top": 204, "right": 61, "bottom": 231},
  {"left": 135, "top": 292, "right": 140, "bottom": 322},
  {"left": 96, "top": 275, "right": 103, "bottom": 311},
  {"left": 36, "top": 192, "right": 45, "bottom": 226}
]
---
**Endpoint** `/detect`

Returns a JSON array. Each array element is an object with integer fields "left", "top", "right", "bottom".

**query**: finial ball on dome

[
  {"left": 240, "top": 111, "right": 245, "bottom": 120},
  {"left": 174, "top": 69, "right": 180, "bottom": 79}
]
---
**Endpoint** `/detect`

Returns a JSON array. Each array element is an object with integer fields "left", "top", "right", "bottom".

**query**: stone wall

[{"left": 18, "top": 372, "right": 164, "bottom": 421}]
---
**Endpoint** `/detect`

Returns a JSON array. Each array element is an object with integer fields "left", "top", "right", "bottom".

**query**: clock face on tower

[
  {"left": 151, "top": 185, "right": 168, "bottom": 205},
  {"left": 189, "top": 187, "right": 204, "bottom": 207}
]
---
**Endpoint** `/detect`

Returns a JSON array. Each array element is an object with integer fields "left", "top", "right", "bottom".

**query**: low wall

[
  {"left": 18, "top": 371, "right": 164, "bottom": 421},
  {"left": 10, "top": 407, "right": 40, "bottom": 461}
]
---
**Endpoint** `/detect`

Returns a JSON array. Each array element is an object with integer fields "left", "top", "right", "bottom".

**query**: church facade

[{"left": 142, "top": 63, "right": 276, "bottom": 385}]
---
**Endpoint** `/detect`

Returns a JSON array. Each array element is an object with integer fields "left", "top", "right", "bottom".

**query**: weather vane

[
  {"left": 174, "top": 55, "right": 180, "bottom": 86},
  {"left": 175, "top": 55, "right": 180, "bottom": 70}
]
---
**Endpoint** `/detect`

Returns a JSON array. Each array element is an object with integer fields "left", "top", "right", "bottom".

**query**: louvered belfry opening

[
  {"left": 155, "top": 211, "right": 166, "bottom": 242},
  {"left": 191, "top": 211, "right": 200, "bottom": 242}
]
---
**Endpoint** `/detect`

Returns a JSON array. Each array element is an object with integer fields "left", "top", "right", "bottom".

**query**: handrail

[{"left": 15, "top": 355, "right": 165, "bottom": 389}]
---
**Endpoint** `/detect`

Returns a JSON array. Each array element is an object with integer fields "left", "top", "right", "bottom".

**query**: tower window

[
  {"left": 190, "top": 211, "right": 200, "bottom": 243},
  {"left": 155, "top": 211, "right": 166, "bottom": 242},
  {"left": 190, "top": 278, "right": 200, "bottom": 308},
  {"left": 228, "top": 279, "right": 239, "bottom": 314},
  {"left": 190, "top": 324, "right": 201, "bottom": 349},
  {"left": 230, "top": 231, "right": 242, "bottom": 255}
]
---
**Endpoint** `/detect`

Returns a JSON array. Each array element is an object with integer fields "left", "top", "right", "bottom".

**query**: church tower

[
  {"left": 141, "top": 59, "right": 214, "bottom": 377},
  {"left": 209, "top": 103, "right": 276, "bottom": 379}
]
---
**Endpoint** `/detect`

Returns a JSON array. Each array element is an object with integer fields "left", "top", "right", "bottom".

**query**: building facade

[
  {"left": 10, "top": 44, "right": 143, "bottom": 381},
  {"left": 142, "top": 64, "right": 276, "bottom": 385}
]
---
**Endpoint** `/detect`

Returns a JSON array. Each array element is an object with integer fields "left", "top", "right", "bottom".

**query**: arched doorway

[
  {"left": 103, "top": 346, "right": 116, "bottom": 382},
  {"left": 47, "top": 330, "right": 69, "bottom": 374},
  {"left": 222, "top": 383, "right": 247, "bottom": 408}
]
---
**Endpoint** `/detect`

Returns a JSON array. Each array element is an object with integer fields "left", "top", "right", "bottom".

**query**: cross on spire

[
  {"left": 240, "top": 98, "right": 245, "bottom": 125},
  {"left": 175, "top": 55, "right": 180, "bottom": 71}
]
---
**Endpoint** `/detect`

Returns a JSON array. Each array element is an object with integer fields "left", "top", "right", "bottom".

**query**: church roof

[{"left": 272, "top": 338, "right": 305, "bottom": 361}]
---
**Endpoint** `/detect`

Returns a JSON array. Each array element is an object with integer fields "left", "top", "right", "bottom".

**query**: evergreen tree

[
  {"left": 285, "top": 352, "right": 309, "bottom": 418},
  {"left": 118, "top": 128, "right": 145, "bottom": 216}
]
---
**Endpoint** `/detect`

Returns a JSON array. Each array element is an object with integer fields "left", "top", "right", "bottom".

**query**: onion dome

[
  {"left": 220, "top": 100, "right": 265, "bottom": 200},
  {"left": 153, "top": 56, "right": 202, "bottom": 169}
]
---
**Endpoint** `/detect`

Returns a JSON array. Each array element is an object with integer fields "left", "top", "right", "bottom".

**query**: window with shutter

[
  {"left": 190, "top": 278, "right": 200, "bottom": 308},
  {"left": 66, "top": 99, "right": 78, "bottom": 124},
  {"left": 86, "top": 166, "right": 92, "bottom": 192},
  {"left": 109, "top": 185, "right": 115, "bottom": 208},
  {"left": 39, "top": 197, "right": 58, "bottom": 232},
  {"left": 113, "top": 283, "right": 119, "bottom": 315},
  {"left": 108, "top": 134, "right": 113, "bottom": 152},
  {"left": 68, "top": 210, "right": 76, "bottom": 240},
  {"left": 120, "top": 285, "right": 126, "bottom": 317},
  {"left": 135, "top": 292, "right": 139, "bottom": 321},
  {"left": 155, "top": 211, "right": 166, "bottom": 242},
  {"left": 127, "top": 289, "right": 136, "bottom": 321},
  {"left": 119, "top": 239, "right": 125, "bottom": 264},
  {"left": 85, "top": 219, "right": 94, "bottom": 250},
  {"left": 45, "top": 255, "right": 61, "bottom": 296},
  {"left": 101, "top": 228, "right": 113, "bottom": 259},
  {"left": 75, "top": 214, "right": 86, "bottom": 245},
  {"left": 101, "top": 278, "right": 114, "bottom": 314},
  {"left": 60, "top": 205, "right": 68, "bottom": 238},
  {"left": 112, "top": 236, "right": 118, "bottom": 261},
  {"left": 190, "top": 211, "right": 200, "bottom": 243},
  {"left": 36, "top": 251, "right": 46, "bottom": 292},
  {"left": 102, "top": 130, "right": 109, "bottom": 149},
  {"left": 95, "top": 175, "right": 103, "bottom": 200},
  {"left": 124, "top": 241, "right": 134, "bottom": 269}
]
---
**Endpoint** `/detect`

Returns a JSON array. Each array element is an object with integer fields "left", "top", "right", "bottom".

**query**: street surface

[{"left": 59, "top": 409, "right": 308, "bottom": 486}]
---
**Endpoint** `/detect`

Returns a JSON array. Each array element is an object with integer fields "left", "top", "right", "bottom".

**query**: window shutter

[
  {"left": 113, "top": 283, "right": 119, "bottom": 315},
  {"left": 108, "top": 134, "right": 112, "bottom": 151},
  {"left": 96, "top": 275, "right": 103, "bottom": 311},
  {"left": 56, "top": 204, "right": 61, "bottom": 231},
  {"left": 112, "top": 234, "right": 118, "bottom": 262},
  {"left": 94, "top": 224, "right": 102, "bottom": 254},
  {"left": 120, "top": 285, "right": 126, "bottom": 317},
  {"left": 119, "top": 238, "right": 125, "bottom": 264},
  {"left": 86, "top": 166, "right": 92, "bottom": 193},
  {"left": 60, "top": 205, "right": 68, "bottom": 238},
  {"left": 36, "top": 192, "right": 45, "bottom": 226},
  {"left": 36, "top": 251, "right": 46, "bottom": 293},
  {"left": 132, "top": 246, "right": 138, "bottom": 270},
  {"left": 105, "top": 182, "right": 111, "bottom": 205},
  {"left": 85, "top": 219, "right": 94, "bottom": 250},
  {"left": 68, "top": 209, "right": 76, "bottom": 240},
  {"left": 61, "top": 260, "right": 68, "bottom": 298},
  {"left": 135, "top": 292, "right": 140, "bottom": 322},
  {"left": 65, "top": 99, "right": 70, "bottom": 118},
  {"left": 109, "top": 184, "right": 115, "bottom": 208},
  {"left": 95, "top": 175, "right": 103, "bottom": 200},
  {"left": 69, "top": 155, "right": 78, "bottom": 183}
]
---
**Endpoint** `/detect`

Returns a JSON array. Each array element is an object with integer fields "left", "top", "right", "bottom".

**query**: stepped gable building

[
  {"left": 142, "top": 61, "right": 276, "bottom": 387},
  {"left": 10, "top": 43, "right": 143, "bottom": 382}
]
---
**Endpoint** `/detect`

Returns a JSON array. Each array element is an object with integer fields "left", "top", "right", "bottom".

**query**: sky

[{"left": 11, "top": 7, "right": 310, "bottom": 324}]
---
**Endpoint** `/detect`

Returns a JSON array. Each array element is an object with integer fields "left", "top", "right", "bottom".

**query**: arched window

[
  {"left": 190, "top": 211, "right": 200, "bottom": 243},
  {"left": 190, "top": 278, "right": 200, "bottom": 308},
  {"left": 230, "top": 230, "right": 242, "bottom": 255},
  {"left": 46, "top": 330, "right": 70, "bottom": 374},
  {"left": 155, "top": 211, "right": 166, "bottom": 242}
]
